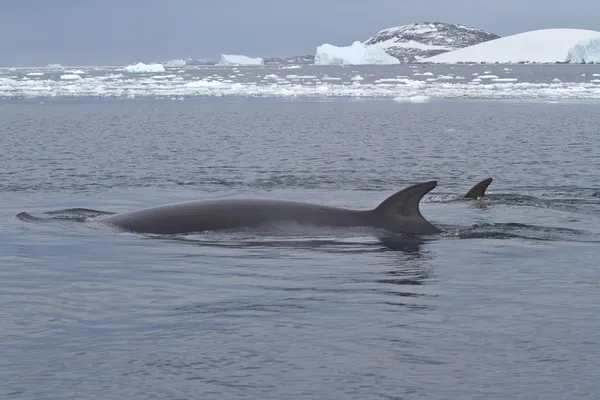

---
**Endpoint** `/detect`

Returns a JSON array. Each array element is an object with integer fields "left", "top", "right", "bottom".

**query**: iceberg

[
  {"left": 315, "top": 41, "right": 400, "bottom": 65},
  {"left": 123, "top": 62, "right": 166, "bottom": 73},
  {"left": 217, "top": 55, "right": 264, "bottom": 66},
  {"left": 423, "top": 29, "right": 600, "bottom": 64},
  {"left": 566, "top": 37, "right": 600, "bottom": 63},
  {"left": 164, "top": 59, "right": 187, "bottom": 68}
]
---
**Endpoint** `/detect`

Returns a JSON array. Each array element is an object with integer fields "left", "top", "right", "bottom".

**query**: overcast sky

[{"left": 1, "top": 0, "right": 598, "bottom": 66}]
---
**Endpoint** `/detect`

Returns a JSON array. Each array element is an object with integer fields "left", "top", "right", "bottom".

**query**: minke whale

[
  {"left": 101, "top": 180, "right": 441, "bottom": 236},
  {"left": 463, "top": 177, "right": 493, "bottom": 199}
]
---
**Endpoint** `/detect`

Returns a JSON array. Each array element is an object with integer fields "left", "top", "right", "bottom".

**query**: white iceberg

[
  {"left": 315, "top": 41, "right": 400, "bottom": 65},
  {"left": 164, "top": 59, "right": 187, "bottom": 68},
  {"left": 423, "top": 29, "right": 600, "bottom": 64},
  {"left": 566, "top": 37, "right": 600, "bottom": 63},
  {"left": 123, "top": 62, "right": 166, "bottom": 73},
  {"left": 217, "top": 55, "right": 264, "bottom": 66}
]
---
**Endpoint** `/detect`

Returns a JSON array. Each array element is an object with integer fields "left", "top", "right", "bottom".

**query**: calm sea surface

[{"left": 1, "top": 91, "right": 600, "bottom": 399}]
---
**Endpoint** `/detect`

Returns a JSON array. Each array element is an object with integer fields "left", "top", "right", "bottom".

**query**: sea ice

[
  {"left": 315, "top": 41, "right": 400, "bottom": 65},
  {"left": 393, "top": 95, "right": 430, "bottom": 103},
  {"left": 3, "top": 66, "right": 600, "bottom": 102},
  {"left": 60, "top": 74, "right": 82, "bottom": 80}
]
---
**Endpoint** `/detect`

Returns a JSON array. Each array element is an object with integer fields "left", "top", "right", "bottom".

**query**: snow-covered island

[
  {"left": 314, "top": 22, "right": 500, "bottom": 65},
  {"left": 363, "top": 22, "right": 500, "bottom": 62},
  {"left": 423, "top": 28, "right": 600, "bottom": 64}
]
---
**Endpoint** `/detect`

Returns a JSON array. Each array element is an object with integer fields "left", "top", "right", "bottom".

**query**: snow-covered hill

[
  {"left": 363, "top": 22, "right": 500, "bottom": 62},
  {"left": 423, "top": 28, "right": 600, "bottom": 64}
]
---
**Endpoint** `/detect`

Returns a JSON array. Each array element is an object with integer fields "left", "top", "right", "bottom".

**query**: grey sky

[{"left": 1, "top": 0, "right": 598, "bottom": 66}]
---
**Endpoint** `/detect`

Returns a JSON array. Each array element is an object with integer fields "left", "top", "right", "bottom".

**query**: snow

[
  {"left": 370, "top": 39, "right": 452, "bottom": 52},
  {"left": 566, "top": 37, "right": 600, "bottom": 63},
  {"left": 424, "top": 29, "right": 600, "bottom": 64},
  {"left": 123, "top": 62, "right": 166, "bottom": 73},
  {"left": 217, "top": 55, "right": 264, "bottom": 66},
  {"left": 315, "top": 41, "right": 400, "bottom": 65}
]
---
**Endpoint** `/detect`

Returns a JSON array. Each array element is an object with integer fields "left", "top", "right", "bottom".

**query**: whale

[
  {"left": 463, "top": 177, "right": 493, "bottom": 199},
  {"left": 100, "top": 180, "right": 441, "bottom": 236}
]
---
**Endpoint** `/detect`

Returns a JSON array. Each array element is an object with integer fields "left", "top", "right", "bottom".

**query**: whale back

[{"left": 103, "top": 199, "right": 370, "bottom": 235}]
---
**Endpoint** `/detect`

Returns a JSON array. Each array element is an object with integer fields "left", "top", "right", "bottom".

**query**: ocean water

[{"left": 2, "top": 66, "right": 600, "bottom": 399}]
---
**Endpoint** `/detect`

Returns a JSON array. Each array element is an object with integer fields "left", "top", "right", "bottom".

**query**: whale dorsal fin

[
  {"left": 464, "top": 177, "right": 493, "bottom": 199},
  {"left": 374, "top": 180, "right": 440, "bottom": 235}
]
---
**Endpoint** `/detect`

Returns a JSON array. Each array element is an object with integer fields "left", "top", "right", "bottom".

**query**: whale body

[{"left": 101, "top": 181, "right": 441, "bottom": 236}]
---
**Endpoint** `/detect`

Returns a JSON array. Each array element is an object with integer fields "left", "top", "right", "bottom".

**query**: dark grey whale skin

[
  {"left": 101, "top": 181, "right": 441, "bottom": 236},
  {"left": 463, "top": 177, "right": 493, "bottom": 199}
]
